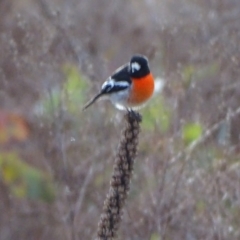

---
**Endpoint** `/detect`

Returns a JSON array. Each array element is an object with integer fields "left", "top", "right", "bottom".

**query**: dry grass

[{"left": 1, "top": 0, "right": 240, "bottom": 239}]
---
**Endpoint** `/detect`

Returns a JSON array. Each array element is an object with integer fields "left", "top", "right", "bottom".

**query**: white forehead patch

[{"left": 131, "top": 62, "right": 141, "bottom": 73}]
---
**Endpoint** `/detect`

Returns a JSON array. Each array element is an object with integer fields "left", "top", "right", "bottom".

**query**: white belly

[{"left": 109, "top": 88, "right": 130, "bottom": 110}]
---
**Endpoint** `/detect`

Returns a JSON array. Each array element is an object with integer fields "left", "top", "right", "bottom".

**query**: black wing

[
  {"left": 101, "top": 79, "right": 130, "bottom": 94},
  {"left": 101, "top": 63, "right": 131, "bottom": 94},
  {"left": 111, "top": 63, "right": 132, "bottom": 83}
]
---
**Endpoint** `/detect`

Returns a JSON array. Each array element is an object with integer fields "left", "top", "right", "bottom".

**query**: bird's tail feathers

[{"left": 82, "top": 92, "right": 103, "bottom": 111}]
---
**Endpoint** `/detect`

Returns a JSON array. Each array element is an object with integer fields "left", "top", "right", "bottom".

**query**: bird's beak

[{"left": 82, "top": 92, "right": 103, "bottom": 111}]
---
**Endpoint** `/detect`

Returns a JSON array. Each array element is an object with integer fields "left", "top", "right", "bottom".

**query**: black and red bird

[{"left": 83, "top": 54, "right": 155, "bottom": 111}]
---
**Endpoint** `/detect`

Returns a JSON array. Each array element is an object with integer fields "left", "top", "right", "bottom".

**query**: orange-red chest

[{"left": 128, "top": 73, "right": 155, "bottom": 105}]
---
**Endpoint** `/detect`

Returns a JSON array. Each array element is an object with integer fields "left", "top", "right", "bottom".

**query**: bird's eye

[{"left": 131, "top": 62, "right": 141, "bottom": 73}]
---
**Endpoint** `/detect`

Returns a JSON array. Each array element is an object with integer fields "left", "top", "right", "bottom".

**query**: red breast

[{"left": 128, "top": 73, "right": 155, "bottom": 106}]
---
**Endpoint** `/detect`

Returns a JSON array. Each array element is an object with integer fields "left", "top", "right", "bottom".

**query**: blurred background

[{"left": 1, "top": 0, "right": 240, "bottom": 239}]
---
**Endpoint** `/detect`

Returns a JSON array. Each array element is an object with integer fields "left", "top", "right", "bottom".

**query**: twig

[
  {"left": 161, "top": 106, "right": 240, "bottom": 238},
  {"left": 170, "top": 106, "right": 240, "bottom": 165},
  {"left": 72, "top": 165, "right": 95, "bottom": 240}
]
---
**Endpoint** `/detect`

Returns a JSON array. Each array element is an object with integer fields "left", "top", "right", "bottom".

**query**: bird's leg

[{"left": 126, "top": 108, "right": 142, "bottom": 122}]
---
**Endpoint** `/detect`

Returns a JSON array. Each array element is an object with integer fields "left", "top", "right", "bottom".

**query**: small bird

[{"left": 83, "top": 54, "right": 155, "bottom": 111}]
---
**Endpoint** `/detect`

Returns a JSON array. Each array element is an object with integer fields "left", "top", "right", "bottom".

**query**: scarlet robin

[{"left": 83, "top": 54, "right": 155, "bottom": 111}]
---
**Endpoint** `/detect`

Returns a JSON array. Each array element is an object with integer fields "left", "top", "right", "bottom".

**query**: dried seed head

[{"left": 96, "top": 111, "right": 141, "bottom": 239}]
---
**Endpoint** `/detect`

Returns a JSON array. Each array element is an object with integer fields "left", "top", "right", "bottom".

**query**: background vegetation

[{"left": 1, "top": 0, "right": 240, "bottom": 239}]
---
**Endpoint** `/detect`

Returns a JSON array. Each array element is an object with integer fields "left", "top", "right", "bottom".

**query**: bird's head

[{"left": 129, "top": 54, "right": 150, "bottom": 78}]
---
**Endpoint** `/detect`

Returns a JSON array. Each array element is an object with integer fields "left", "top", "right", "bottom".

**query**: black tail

[{"left": 82, "top": 92, "right": 103, "bottom": 111}]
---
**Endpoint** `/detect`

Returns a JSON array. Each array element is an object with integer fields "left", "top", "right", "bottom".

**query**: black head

[{"left": 129, "top": 54, "right": 150, "bottom": 78}]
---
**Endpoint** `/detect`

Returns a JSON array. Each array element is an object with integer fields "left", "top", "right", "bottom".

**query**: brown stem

[{"left": 96, "top": 110, "right": 142, "bottom": 240}]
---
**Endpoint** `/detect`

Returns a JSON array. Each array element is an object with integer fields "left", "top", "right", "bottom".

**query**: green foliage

[
  {"left": 195, "top": 199, "right": 206, "bottom": 215},
  {"left": 182, "top": 65, "right": 195, "bottom": 86},
  {"left": 35, "top": 63, "right": 89, "bottom": 116},
  {"left": 142, "top": 96, "right": 171, "bottom": 133},
  {"left": 182, "top": 62, "right": 219, "bottom": 87},
  {"left": 40, "top": 88, "right": 62, "bottom": 116},
  {"left": 0, "top": 152, "right": 55, "bottom": 203},
  {"left": 182, "top": 122, "right": 202, "bottom": 145},
  {"left": 62, "top": 64, "right": 89, "bottom": 113},
  {"left": 150, "top": 232, "right": 161, "bottom": 240}
]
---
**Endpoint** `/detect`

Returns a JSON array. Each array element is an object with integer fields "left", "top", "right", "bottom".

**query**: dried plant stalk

[{"left": 96, "top": 110, "right": 142, "bottom": 240}]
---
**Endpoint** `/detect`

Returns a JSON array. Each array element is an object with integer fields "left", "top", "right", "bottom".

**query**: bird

[{"left": 83, "top": 54, "right": 155, "bottom": 111}]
